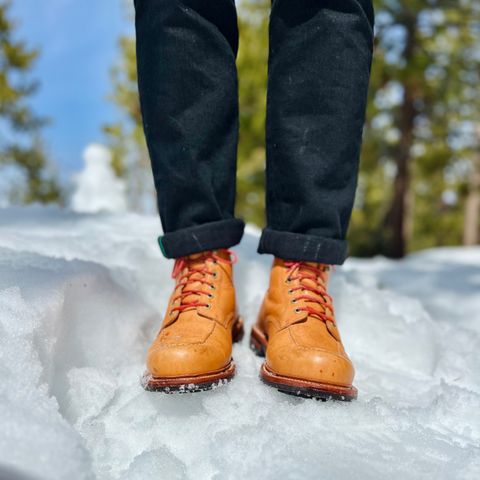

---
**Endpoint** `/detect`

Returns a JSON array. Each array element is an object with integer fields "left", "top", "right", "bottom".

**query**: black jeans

[{"left": 135, "top": 0, "right": 374, "bottom": 264}]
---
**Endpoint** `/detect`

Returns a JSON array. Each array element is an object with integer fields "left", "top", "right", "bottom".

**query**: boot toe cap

[
  {"left": 266, "top": 344, "right": 355, "bottom": 387},
  {"left": 146, "top": 342, "right": 230, "bottom": 378}
]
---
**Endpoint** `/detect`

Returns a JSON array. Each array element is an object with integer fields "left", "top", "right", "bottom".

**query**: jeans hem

[
  {"left": 159, "top": 218, "right": 245, "bottom": 259},
  {"left": 257, "top": 228, "right": 348, "bottom": 265}
]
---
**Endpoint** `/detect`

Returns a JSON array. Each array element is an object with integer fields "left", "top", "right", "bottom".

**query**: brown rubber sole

[
  {"left": 142, "top": 316, "right": 244, "bottom": 393},
  {"left": 250, "top": 324, "right": 357, "bottom": 402}
]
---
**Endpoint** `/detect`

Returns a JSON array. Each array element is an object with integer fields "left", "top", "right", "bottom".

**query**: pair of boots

[{"left": 142, "top": 249, "right": 356, "bottom": 401}]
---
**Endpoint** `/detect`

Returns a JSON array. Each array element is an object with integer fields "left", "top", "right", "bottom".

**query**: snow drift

[{"left": 0, "top": 206, "right": 479, "bottom": 479}]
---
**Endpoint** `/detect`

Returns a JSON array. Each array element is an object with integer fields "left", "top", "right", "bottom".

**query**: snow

[
  {"left": 71, "top": 144, "right": 127, "bottom": 213},
  {"left": 0, "top": 206, "right": 479, "bottom": 480}
]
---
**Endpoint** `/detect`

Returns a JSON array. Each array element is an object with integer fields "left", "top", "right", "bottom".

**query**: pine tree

[
  {"left": 349, "top": 0, "right": 480, "bottom": 257},
  {"left": 0, "top": 1, "right": 61, "bottom": 205},
  {"left": 236, "top": 0, "right": 269, "bottom": 226}
]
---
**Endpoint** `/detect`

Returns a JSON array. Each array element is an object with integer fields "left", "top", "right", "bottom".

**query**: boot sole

[
  {"left": 250, "top": 324, "right": 357, "bottom": 402},
  {"left": 142, "top": 361, "right": 237, "bottom": 393},
  {"left": 142, "top": 316, "right": 244, "bottom": 394}
]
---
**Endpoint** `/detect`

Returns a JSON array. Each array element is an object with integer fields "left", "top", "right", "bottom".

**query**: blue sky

[{"left": 10, "top": 0, "right": 133, "bottom": 180}]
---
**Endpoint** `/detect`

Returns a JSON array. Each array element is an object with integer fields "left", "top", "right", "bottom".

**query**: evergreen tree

[
  {"left": 0, "top": 1, "right": 61, "bottom": 205},
  {"left": 236, "top": 0, "right": 269, "bottom": 226},
  {"left": 350, "top": 0, "right": 480, "bottom": 257}
]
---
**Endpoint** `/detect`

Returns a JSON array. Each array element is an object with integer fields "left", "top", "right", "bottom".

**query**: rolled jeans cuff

[
  {"left": 158, "top": 218, "right": 245, "bottom": 259},
  {"left": 257, "top": 228, "right": 348, "bottom": 265}
]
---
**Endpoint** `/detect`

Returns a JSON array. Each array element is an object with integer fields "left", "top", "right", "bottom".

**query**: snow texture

[{"left": 0, "top": 206, "right": 479, "bottom": 480}]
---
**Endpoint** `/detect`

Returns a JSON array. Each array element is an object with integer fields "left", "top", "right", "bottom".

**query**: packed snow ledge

[{"left": 0, "top": 206, "right": 479, "bottom": 480}]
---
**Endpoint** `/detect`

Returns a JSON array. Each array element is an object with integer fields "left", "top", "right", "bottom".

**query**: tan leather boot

[
  {"left": 250, "top": 259, "right": 357, "bottom": 401},
  {"left": 142, "top": 249, "right": 243, "bottom": 393}
]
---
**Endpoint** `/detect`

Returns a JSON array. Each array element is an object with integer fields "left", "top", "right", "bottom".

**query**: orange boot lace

[
  {"left": 284, "top": 261, "right": 335, "bottom": 324},
  {"left": 170, "top": 249, "right": 237, "bottom": 315}
]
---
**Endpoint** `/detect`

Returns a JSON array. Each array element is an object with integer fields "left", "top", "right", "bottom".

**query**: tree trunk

[
  {"left": 463, "top": 155, "right": 480, "bottom": 246},
  {"left": 384, "top": 16, "right": 417, "bottom": 258}
]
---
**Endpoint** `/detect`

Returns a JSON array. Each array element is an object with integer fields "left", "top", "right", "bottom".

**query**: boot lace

[
  {"left": 284, "top": 261, "right": 335, "bottom": 324},
  {"left": 170, "top": 249, "right": 237, "bottom": 314}
]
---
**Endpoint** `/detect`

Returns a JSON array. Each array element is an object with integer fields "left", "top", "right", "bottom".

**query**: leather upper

[
  {"left": 146, "top": 250, "right": 238, "bottom": 378},
  {"left": 256, "top": 258, "right": 355, "bottom": 387}
]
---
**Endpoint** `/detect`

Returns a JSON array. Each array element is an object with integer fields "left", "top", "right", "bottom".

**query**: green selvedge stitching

[{"left": 158, "top": 236, "right": 167, "bottom": 258}]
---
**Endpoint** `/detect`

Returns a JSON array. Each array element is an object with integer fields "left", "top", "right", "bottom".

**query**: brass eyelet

[
  {"left": 288, "top": 289, "right": 293, "bottom": 294},
  {"left": 212, "top": 272, "right": 218, "bottom": 278},
  {"left": 208, "top": 293, "right": 214, "bottom": 299},
  {"left": 210, "top": 284, "right": 216, "bottom": 290},
  {"left": 205, "top": 303, "right": 211, "bottom": 309},
  {"left": 295, "top": 308, "right": 301, "bottom": 313},
  {"left": 291, "top": 299, "right": 297, "bottom": 304},
  {"left": 285, "top": 278, "right": 291, "bottom": 284}
]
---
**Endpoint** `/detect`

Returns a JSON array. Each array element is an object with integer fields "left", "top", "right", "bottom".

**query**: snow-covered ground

[{"left": 0, "top": 206, "right": 479, "bottom": 480}]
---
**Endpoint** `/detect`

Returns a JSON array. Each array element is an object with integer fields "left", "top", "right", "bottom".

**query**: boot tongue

[
  {"left": 185, "top": 252, "right": 204, "bottom": 261},
  {"left": 183, "top": 249, "right": 230, "bottom": 264},
  {"left": 304, "top": 261, "right": 329, "bottom": 271},
  {"left": 297, "top": 262, "right": 329, "bottom": 289}
]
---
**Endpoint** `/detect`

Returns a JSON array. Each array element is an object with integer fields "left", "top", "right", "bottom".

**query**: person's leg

[
  {"left": 135, "top": 0, "right": 244, "bottom": 392},
  {"left": 252, "top": 0, "right": 374, "bottom": 400},
  {"left": 259, "top": 0, "right": 374, "bottom": 264},
  {"left": 135, "top": 0, "right": 244, "bottom": 259}
]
